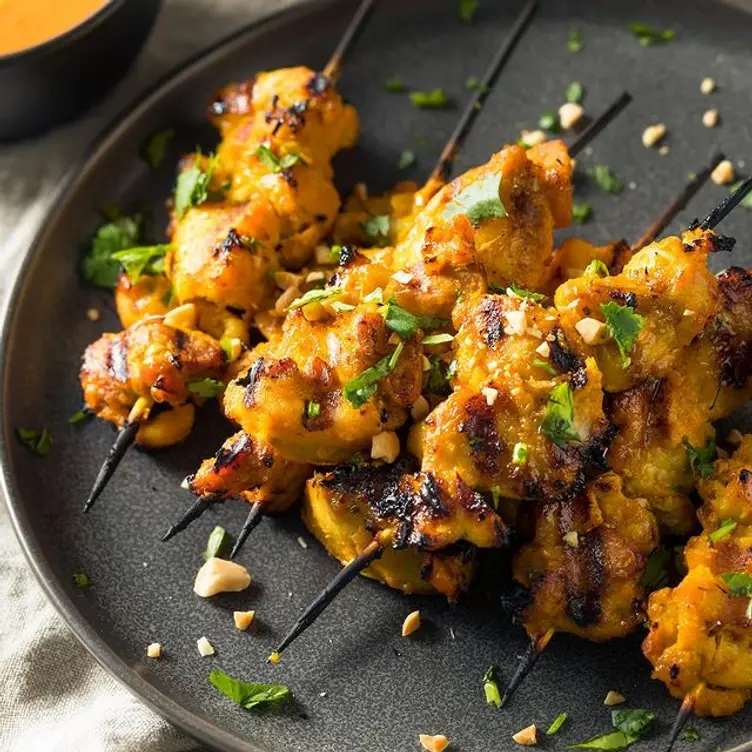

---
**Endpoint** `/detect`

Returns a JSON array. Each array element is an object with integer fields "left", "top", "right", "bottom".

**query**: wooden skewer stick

[
  {"left": 664, "top": 690, "right": 698, "bottom": 752},
  {"left": 322, "top": 0, "right": 378, "bottom": 82},
  {"left": 83, "top": 397, "right": 151, "bottom": 513},
  {"left": 161, "top": 493, "right": 225, "bottom": 542},
  {"left": 269, "top": 537, "right": 385, "bottom": 661},
  {"left": 429, "top": 0, "right": 539, "bottom": 185},
  {"left": 569, "top": 92, "right": 632, "bottom": 158},
  {"left": 633, "top": 152, "right": 725, "bottom": 251},
  {"left": 500, "top": 628, "right": 554, "bottom": 707},
  {"left": 700, "top": 174, "right": 752, "bottom": 230},
  {"left": 229, "top": 501, "right": 265, "bottom": 559}
]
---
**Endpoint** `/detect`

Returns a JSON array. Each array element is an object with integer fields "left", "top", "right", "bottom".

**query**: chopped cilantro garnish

[
  {"left": 421, "top": 333, "right": 455, "bottom": 346},
  {"left": 287, "top": 286, "right": 342, "bottom": 310},
  {"left": 443, "top": 171, "right": 506, "bottom": 226},
  {"left": 111, "top": 245, "right": 169, "bottom": 285},
  {"left": 541, "top": 382, "right": 579, "bottom": 447},
  {"left": 572, "top": 201, "right": 592, "bottom": 224},
  {"left": 589, "top": 164, "right": 624, "bottom": 195},
  {"left": 679, "top": 728, "right": 699, "bottom": 742},
  {"left": 584, "top": 259, "right": 610, "bottom": 278},
  {"left": 507, "top": 284, "right": 545, "bottom": 301},
  {"left": 709, "top": 518, "right": 737, "bottom": 543},
  {"left": 410, "top": 88, "right": 450, "bottom": 109},
  {"left": 254, "top": 144, "right": 303, "bottom": 173},
  {"left": 203, "top": 525, "right": 227, "bottom": 561},
  {"left": 512, "top": 442, "right": 528, "bottom": 465},
  {"left": 16, "top": 427, "right": 52, "bottom": 457},
  {"left": 174, "top": 151, "right": 218, "bottom": 218},
  {"left": 187, "top": 378, "right": 226, "bottom": 399},
  {"left": 568, "top": 708, "right": 656, "bottom": 750},
  {"left": 330, "top": 301, "right": 356, "bottom": 313},
  {"left": 73, "top": 573, "right": 93, "bottom": 588},
  {"left": 534, "top": 358, "right": 557, "bottom": 377},
  {"left": 209, "top": 668, "right": 291, "bottom": 709},
  {"left": 546, "top": 712, "right": 568, "bottom": 735},
  {"left": 68, "top": 408, "right": 92, "bottom": 426},
  {"left": 398, "top": 150, "right": 416, "bottom": 170},
  {"left": 82, "top": 214, "right": 144, "bottom": 288},
  {"left": 142, "top": 128, "right": 175, "bottom": 169},
  {"left": 362, "top": 214, "right": 391, "bottom": 245},
  {"left": 600, "top": 301, "right": 645, "bottom": 367},
  {"left": 539, "top": 111, "right": 560, "bottom": 132},
  {"left": 566, "top": 81, "right": 584, "bottom": 104},
  {"left": 306, "top": 401, "right": 321, "bottom": 419},
  {"left": 426, "top": 355, "right": 452, "bottom": 396},
  {"left": 627, "top": 22, "right": 675, "bottom": 46},
  {"left": 568, "top": 27, "right": 583, "bottom": 53},
  {"left": 721, "top": 571, "right": 752, "bottom": 597},
  {"left": 342, "top": 342, "right": 404, "bottom": 408},
  {"left": 641, "top": 546, "right": 671, "bottom": 592},
  {"left": 465, "top": 76, "right": 489, "bottom": 93},
  {"left": 481, "top": 664, "right": 501, "bottom": 707},
  {"left": 458, "top": 0, "right": 479, "bottom": 22},
  {"left": 384, "top": 75, "right": 406, "bottom": 93},
  {"left": 683, "top": 436, "right": 717, "bottom": 479},
  {"left": 490, "top": 486, "right": 501, "bottom": 510},
  {"left": 382, "top": 299, "right": 449, "bottom": 339}
]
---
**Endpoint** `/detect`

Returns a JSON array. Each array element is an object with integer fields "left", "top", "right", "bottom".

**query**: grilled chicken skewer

[
  {"left": 81, "top": 0, "right": 379, "bottom": 512},
  {"left": 644, "top": 435, "right": 752, "bottom": 750}
]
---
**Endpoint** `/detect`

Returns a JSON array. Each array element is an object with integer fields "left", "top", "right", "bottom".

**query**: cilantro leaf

[
  {"left": 174, "top": 152, "right": 218, "bottom": 218},
  {"left": 567, "top": 730, "right": 633, "bottom": 750},
  {"left": 286, "top": 286, "right": 342, "bottom": 310},
  {"left": 68, "top": 408, "right": 92, "bottom": 426},
  {"left": 567, "top": 81, "right": 584, "bottom": 104},
  {"left": 410, "top": 88, "right": 450, "bottom": 109},
  {"left": 384, "top": 75, "right": 406, "bottom": 93},
  {"left": 547, "top": 712, "right": 568, "bottom": 735},
  {"left": 16, "top": 427, "right": 52, "bottom": 457},
  {"left": 600, "top": 301, "right": 645, "bottom": 367},
  {"left": 541, "top": 382, "right": 580, "bottom": 446},
  {"left": 254, "top": 144, "right": 303, "bottom": 173},
  {"left": 203, "top": 526, "right": 227, "bottom": 561},
  {"left": 627, "top": 23, "right": 675, "bottom": 46},
  {"left": 683, "top": 436, "right": 717, "bottom": 479},
  {"left": 534, "top": 358, "right": 557, "bottom": 377},
  {"left": 679, "top": 728, "right": 699, "bottom": 742},
  {"left": 362, "top": 215, "right": 391, "bottom": 245},
  {"left": 421, "top": 333, "right": 455, "bottom": 346},
  {"left": 465, "top": 76, "right": 489, "bottom": 93},
  {"left": 82, "top": 215, "right": 143, "bottom": 288},
  {"left": 539, "top": 111, "right": 560, "bottom": 132},
  {"left": 459, "top": 0, "right": 479, "bottom": 23},
  {"left": 444, "top": 171, "right": 506, "bottom": 226},
  {"left": 209, "top": 668, "right": 291, "bottom": 709},
  {"left": 306, "top": 401, "right": 321, "bottom": 418},
  {"left": 73, "top": 573, "right": 93, "bottom": 588},
  {"left": 709, "top": 517, "right": 737, "bottom": 543},
  {"left": 611, "top": 709, "right": 656, "bottom": 739},
  {"left": 481, "top": 664, "right": 501, "bottom": 707},
  {"left": 383, "top": 299, "right": 449, "bottom": 339},
  {"left": 589, "top": 164, "right": 624, "bottom": 195},
  {"left": 111, "top": 245, "right": 170, "bottom": 285},
  {"left": 572, "top": 201, "right": 592, "bottom": 224},
  {"left": 568, "top": 27, "right": 583, "bottom": 53},
  {"left": 507, "top": 284, "right": 544, "bottom": 302},
  {"left": 343, "top": 343, "right": 404, "bottom": 408},
  {"left": 641, "top": 546, "right": 671, "bottom": 592},
  {"left": 187, "top": 378, "right": 226, "bottom": 399},
  {"left": 398, "top": 150, "right": 416, "bottom": 170},
  {"left": 142, "top": 128, "right": 175, "bottom": 169},
  {"left": 427, "top": 355, "right": 452, "bottom": 396},
  {"left": 722, "top": 571, "right": 752, "bottom": 597},
  {"left": 584, "top": 260, "right": 610, "bottom": 278}
]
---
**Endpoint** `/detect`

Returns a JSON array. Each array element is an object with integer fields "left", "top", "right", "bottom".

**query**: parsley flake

[
  {"left": 174, "top": 151, "right": 218, "bottom": 218},
  {"left": 444, "top": 171, "right": 506, "bottom": 226},
  {"left": 426, "top": 355, "right": 452, "bottom": 396},
  {"left": 589, "top": 164, "right": 624, "bottom": 195},
  {"left": 547, "top": 712, "right": 568, "bottom": 735},
  {"left": 306, "top": 401, "right": 321, "bottom": 419},
  {"left": 709, "top": 518, "right": 737, "bottom": 543},
  {"left": 541, "top": 382, "right": 580, "bottom": 446},
  {"left": 679, "top": 728, "right": 699, "bottom": 742},
  {"left": 254, "top": 144, "right": 303, "bottom": 173},
  {"left": 82, "top": 215, "right": 144, "bottom": 288},
  {"left": 572, "top": 201, "right": 592, "bottom": 224},
  {"left": 286, "top": 286, "right": 342, "bottom": 310},
  {"left": 209, "top": 668, "right": 291, "bottom": 709},
  {"left": 111, "top": 245, "right": 169, "bottom": 285},
  {"left": 721, "top": 571, "right": 752, "bottom": 597},
  {"left": 384, "top": 75, "right": 406, "bottom": 93},
  {"left": 568, "top": 708, "right": 656, "bottom": 750},
  {"left": 534, "top": 358, "right": 557, "bottom": 377},
  {"left": 68, "top": 408, "right": 92, "bottom": 426},
  {"left": 16, "top": 427, "right": 52, "bottom": 457},
  {"left": 203, "top": 526, "right": 227, "bottom": 561},
  {"left": 567, "top": 81, "right": 584, "bottom": 104},
  {"left": 410, "top": 88, "right": 450, "bottom": 109},
  {"left": 343, "top": 343, "right": 404, "bottom": 408},
  {"left": 382, "top": 299, "right": 449, "bottom": 339},
  {"left": 507, "top": 284, "right": 545, "bottom": 302},
  {"left": 600, "top": 301, "right": 645, "bottom": 367},
  {"left": 512, "top": 442, "right": 528, "bottom": 465},
  {"left": 142, "top": 128, "right": 175, "bottom": 169},
  {"left": 398, "top": 150, "right": 416, "bottom": 170},
  {"left": 641, "top": 546, "right": 671, "bottom": 592},
  {"left": 482, "top": 664, "right": 501, "bottom": 707},
  {"left": 459, "top": 0, "right": 479, "bottom": 23},
  {"left": 628, "top": 23, "right": 675, "bottom": 46},
  {"left": 73, "top": 573, "right": 93, "bottom": 588},
  {"left": 568, "top": 27, "right": 583, "bottom": 53},
  {"left": 187, "top": 378, "right": 226, "bottom": 399},
  {"left": 683, "top": 436, "right": 717, "bottom": 479},
  {"left": 584, "top": 260, "right": 610, "bottom": 278},
  {"left": 539, "top": 111, "right": 560, "bottom": 132},
  {"left": 465, "top": 76, "right": 489, "bottom": 93}
]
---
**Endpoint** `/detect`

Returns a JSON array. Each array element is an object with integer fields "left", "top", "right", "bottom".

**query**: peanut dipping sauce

[{"left": 0, "top": 0, "right": 109, "bottom": 56}]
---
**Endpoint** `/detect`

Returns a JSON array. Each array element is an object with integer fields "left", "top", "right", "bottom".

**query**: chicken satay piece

[
  {"left": 114, "top": 272, "right": 174, "bottom": 329},
  {"left": 303, "top": 458, "right": 480, "bottom": 600},
  {"left": 80, "top": 316, "right": 226, "bottom": 447},
  {"left": 554, "top": 227, "right": 725, "bottom": 393},
  {"left": 643, "top": 436, "right": 752, "bottom": 718},
  {"left": 545, "top": 237, "right": 631, "bottom": 292},
  {"left": 606, "top": 266, "right": 752, "bottom": 535},
  {"left": 512, "top": 472, "right": 659, "bottom": 642}
]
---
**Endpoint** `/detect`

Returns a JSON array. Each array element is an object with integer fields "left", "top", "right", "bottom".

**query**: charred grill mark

[
  {"left": 280, "top": 167, "right": 297, "bottom": 187},
  {"left": 314, "top": 213, "right": 328, "bottom": 223},
  {"left": 173, "top": 328, "right": 187, "bottom": 354},
  {"left": 609, "top": 290, "right": 637, "bottom": 308},
  {"left": 213, "top": 433, "right": 253, "bottom": 471},
  {"left": 739, "top": 468, "right": 752, "bottom": 486},
  {"left": 479, "top": 297, "right": 504, "bottom": 348},
  {"left": 569, "top": 367, "right": 588, "bottom": 390},
  {"left": 110, "top": 336, "right": 129, "bottom": 383},
  {"left": 215, "top": 228, "right": 245, "bottom": 257},
  {"left": 208, "top": 79, "right": 255, "bottom": 118},
  {"left": 419, "top": 473, "right": 449, "bottom": 516},
  {"left": 549, "top": 327, "right": 584, "bottom": 374},
  {"left": 307, "top": 72, "right": 330, "bottom": 95},
  {"left": 265, "top": 97, "right": 308, "bottom": 135},
  {"left": 226, "top": 305, "right": 246, "bottom": 318},
  {"left": 338, "top": 244, "right": 359, "bottom": 268},
  {"left": 167, "top": 353, "right": 182, "bottom": 370},
  {"left": 238, "top": 357, "right": 265, "bottom": 405},
  {"left": 459, "top": 394, "right": 503, "bottom": 475},
  {"left": 501, "top": 581, "right": 535, "bottom": 625},
  {"left": 718, "top": 266, "right": 752, "bottom": 306},
  {"left": 711, "top": 234, "right": 736, "bottom": 254},
  {"left": 710, "top": 323, "right": 752, "bottom": 389}
]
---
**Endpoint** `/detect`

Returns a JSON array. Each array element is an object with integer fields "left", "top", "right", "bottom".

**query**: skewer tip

[
  {"left": 664, "top": 693, "right": 696, "bottom": 752},
  {"left": 161, "top": 494, "right": 219, "bottom": 542},
  {"left": 229, "top": 502, "right": 265, "bottom": 559}
]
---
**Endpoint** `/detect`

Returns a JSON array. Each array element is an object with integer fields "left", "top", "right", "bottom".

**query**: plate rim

[
  {"left": 3, "top": 1, "right": 752, "bottom": 751},
  {"left": 0, "top": 2, "right": 340, "bottom": 751}
]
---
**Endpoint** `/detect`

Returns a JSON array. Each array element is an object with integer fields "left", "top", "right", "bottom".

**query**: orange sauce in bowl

[{"left": 0, "top": 0, "right": 109, "bottom": 56}]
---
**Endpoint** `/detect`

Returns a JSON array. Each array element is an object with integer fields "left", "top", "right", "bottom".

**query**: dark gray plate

[{"left": 3, "top": 0, "right": 752, "bottom": 750}]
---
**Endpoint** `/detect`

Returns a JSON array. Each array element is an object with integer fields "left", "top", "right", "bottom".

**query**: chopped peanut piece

[
  {"left": 482, "top": 387, "right": 499, "bottom": 406},
  {"left": 520, "top": 129, "right": 546, "bottom": 148},
  {"left": 558, "top": 102, "right": 584, "bottom": 130},
  {"left": 146, "top": 642, "right": 162, "bottom": 659},
  {"left": 371, "top": 431, "right": 400, "bottom": 463},
  {"left": 503, "top": 310, "right": 527, "bottom": 336},
  {"left": 233, "top": 610, "right": 256, "bottom": 631},
  {"left": 512, "top": 724, "right": 537, "bottom": 746},
  {"left": 574, "top": 317, "right": 608, "bottom": 345},
  {"left": 275, "top": 285, "right": 300, "bottom": 312},
  {"left": 421, "top": 356, "right": 432, "bottom": 372},
  {"left": 604, "top": 690, "right": 626, "bottom": 706},
  {"left": 702, "top": 108, "right": 719, "bottom": 128},
  {"left": 402, "top": 610, "right": 422, "bottom": 637},
  {"left": 411, "top": 396, "right": 431, "bottom": 422},
  {"left": 563, "top": 531, "right": 579, "bottom": 548},
  {"left": 712, "top": 159, "right": 735, "bottom": 186},
  {"left": 535, "top": 341, "right": 551, "bottom": 358},
  {"left": 642, "top": 123, "right": 666, "bottom": 148},
  {"left": 193, "top": 557, "right": 251, "bottom": 598},
  {"left": 700, "top": 76, "right": 716, "bottom": 94},
  {"left": 197, "top": 636, "right": 215, "bottom": 657},
  {"left": 658, "top": 145, "right": 670, "bottom": 156},
  {"left": 727, "top": 429, "right": 744, "bottom": 447},
  {"left": 274, "top": 270, "right": 300, "bottom": 290},
  {"left": 393, "top": 270, "right": 414, "bottom": 285},
  {"left": 164, "top": 303, "right": 197, "bottom": 330},
  {"left": 419, "top": 734, "right": 449, "bottom": 752},
  {"left": 86, "top": 307, "right": 101, "bottom": 322}
]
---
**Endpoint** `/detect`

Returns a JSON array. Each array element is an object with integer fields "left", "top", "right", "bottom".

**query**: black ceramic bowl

[{"left": 0, "top": 0, "right": 162, "bottom": 142}]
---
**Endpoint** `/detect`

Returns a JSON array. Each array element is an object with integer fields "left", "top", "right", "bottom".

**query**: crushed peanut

[
  {"left": 503, "top": 310, "right": 527, "bottom": 336},
  {"left": 563, "top": 531, "right": 579, "bottom": 548},
  {"left": 558, "top": 102, "right": 584, "bottom": 130},
  {"left": 711, "top": 159, "right": 735, "bottom": 185},
  {"left": 727, "top": 428, "right": 744, "bottom": 447},
  {"left": 422, "top": 355, "right": 432, "bottom": 372},
  {"left": 702, "top": 108, "right": 719, "bottom": 128},
  {"left": 659, "top": 145, "right": 670, "bottom": 156},
  {"left": 520, "top": 129, "right": 546, "bottom": 148},
  {"left": 574, "top": 317, "right": 608, "bottom": 345},
  {"left": 402, "top": 610, "right": 422, "bottom": 637},
  {"left": 535, "top": 341, "right": 551, "bottom": 358},
  {"left": 297, "top": 536, "right": 308, "bottom": 549},
  {"left": 193, "top": 557, "right": 252, "bottom": 598},
  {"left": 512, "top": 724, "right": 537, "bottom": 746},
  {"left": 392, "top": 270, "right": 414, "bottom": 285},
  {"left": 700, "top": 76, "right": 716, "bottom": 94},
  {"left": 482, "top": 387, "right": 499, "bottom": 406},
  {"left": 419, "top": 734, "right": 449, "bottom": 752},
  {"left": 233, "top": 611, "right": 256, "bottom": 631},
  {"left": 275, "top": 285, "right": 300, "bottom": 311},
  {"left": 604, "top": 690, "right": 626, "bottom": 706},
  {"left": 274, "top": 270, "right": 300, "bottom": 290},
  {"left": 410, "top": 396, "right": 431, "bottom": 422},
  {"left": 164, "top": 303, "right": 198, "bottom": 331},
  {"left": 642, "top": 123, "right": 666, "bottom": 148},
  {"left": 86, "top": 307, "right": 100, "bottom": 322},
  {"left": 197, "top": 636, "right": 215, "bottom": 657},
  {"left": 146, "top": 642, "right": 162, "bottom": 659},
  {"left": 371, "top": 431, "right": 400, "bottom": 463}
]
